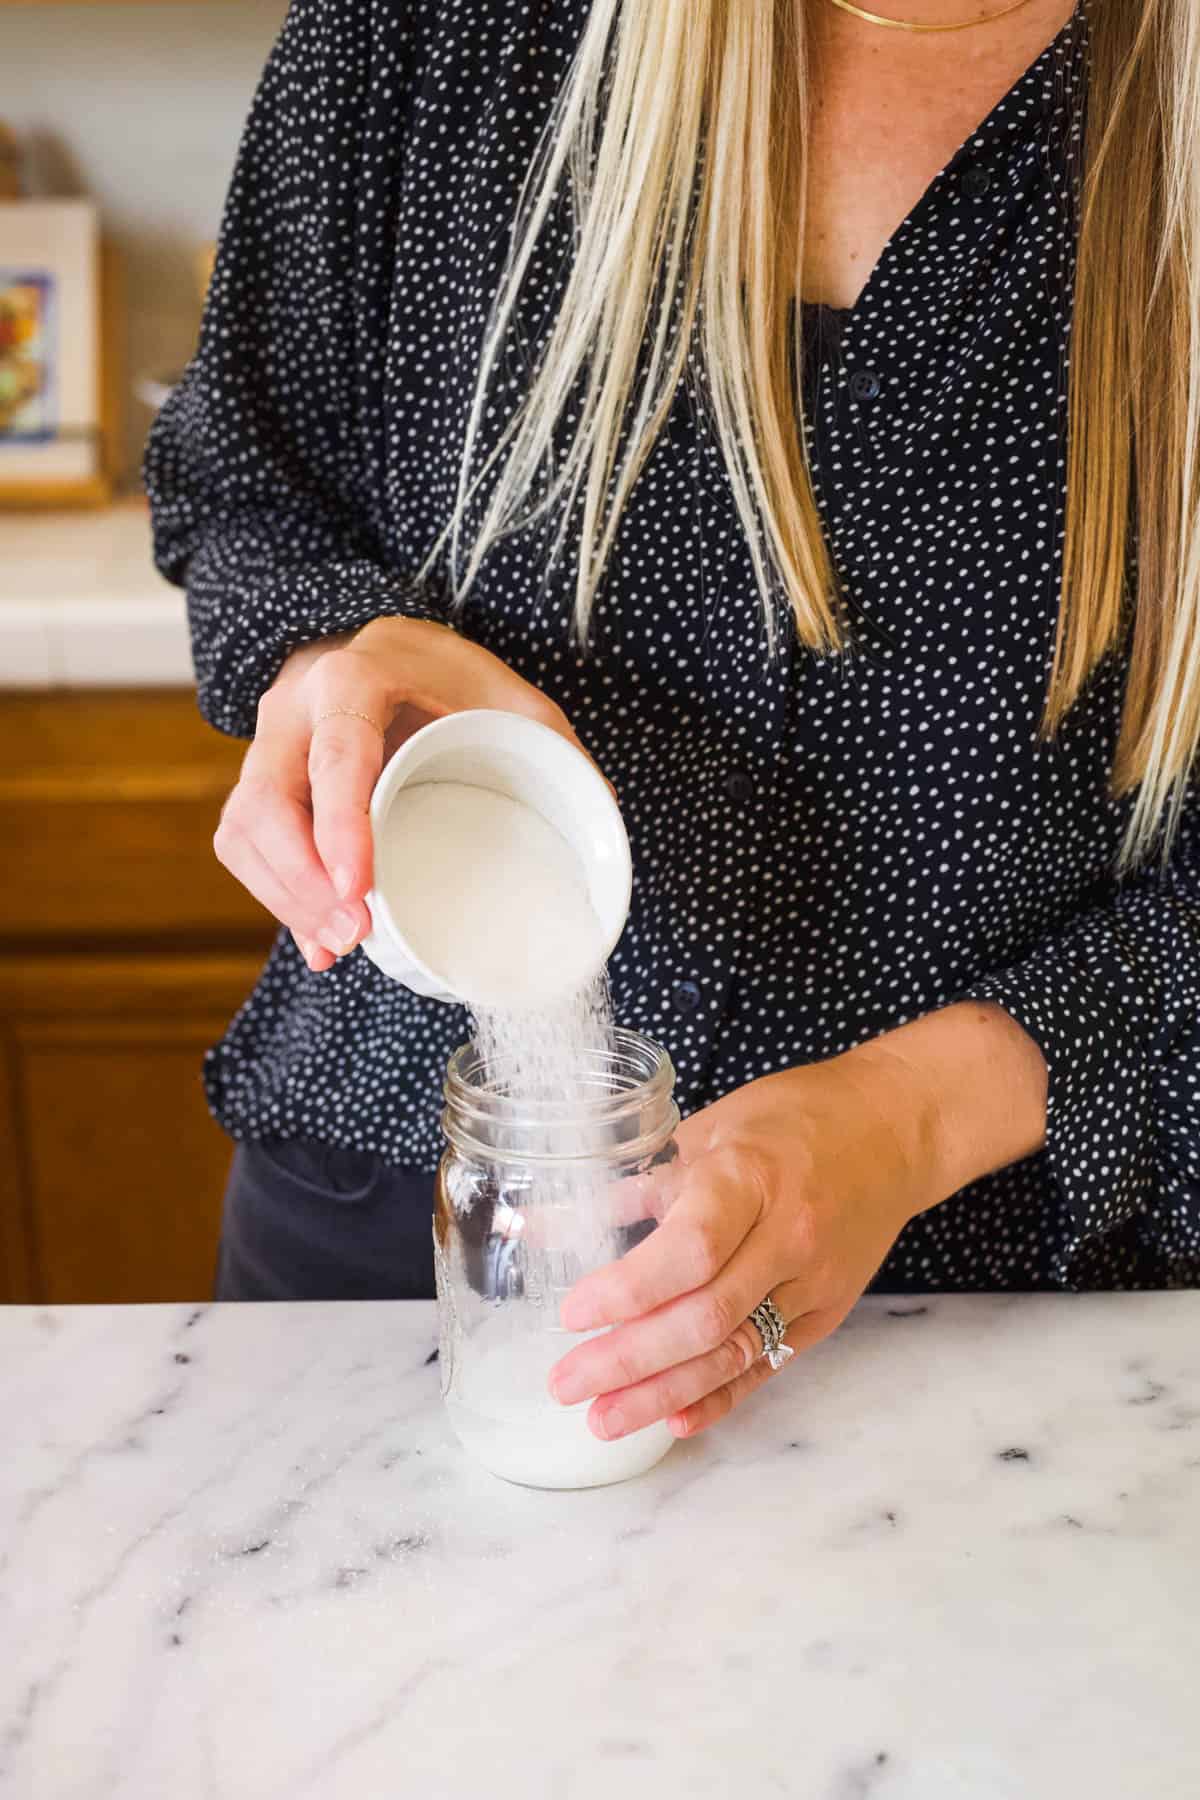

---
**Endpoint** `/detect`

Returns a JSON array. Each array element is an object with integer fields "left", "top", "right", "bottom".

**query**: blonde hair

[{"left": 419, "top": 0, "right": 1200, "bottom": 863}]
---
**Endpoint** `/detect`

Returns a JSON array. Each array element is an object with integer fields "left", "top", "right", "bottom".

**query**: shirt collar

[{"left": 947, "top": 0, "right": 1088, "bottom": 172}]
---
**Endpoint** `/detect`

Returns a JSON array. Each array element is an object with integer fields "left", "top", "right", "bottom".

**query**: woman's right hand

[{"left": 213, "top": 615, "right": 592, "bottom": 972}]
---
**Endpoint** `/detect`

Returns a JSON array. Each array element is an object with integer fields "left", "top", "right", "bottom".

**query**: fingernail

[
  {"left": 332, "top": 866, "right": 354, "bottom": 900},
  {"left": 318, "top": 909, "right": 359, "bottom": 955},
  {"left": 560, "top": 1295, "right": 593, "bottom": 1332},
  {"left": 549, "top": 1369, "right": 584, "bottom": 1406},
  {"left": 332, "top": 906, "right": 359, "bottom": 941},
  {"left": 593, "top": 1407, "right": 625, "bottom": 1441}
]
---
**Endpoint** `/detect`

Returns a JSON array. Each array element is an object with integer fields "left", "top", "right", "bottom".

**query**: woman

[{"left": 146, "top": 0, "right": 1200, "bottom": 1443}]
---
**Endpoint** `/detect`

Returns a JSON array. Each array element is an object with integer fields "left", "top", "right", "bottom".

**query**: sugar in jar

[{"left": 434, "top": 1029, "right": 680, "bottom": 1489}]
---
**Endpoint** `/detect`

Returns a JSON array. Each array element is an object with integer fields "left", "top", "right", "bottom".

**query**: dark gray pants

[{"left": 215, "top": 1139, "right": 437, "bottom": 1301}]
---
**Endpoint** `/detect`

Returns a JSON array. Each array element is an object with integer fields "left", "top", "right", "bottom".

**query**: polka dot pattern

[{"left": 144, "top": 0, "right": 1200, "bottom": 1291}]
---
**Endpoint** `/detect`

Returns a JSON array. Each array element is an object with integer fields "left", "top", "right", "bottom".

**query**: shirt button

[
  {"left": 849, "top": 369, "right": 882, "bottom": 401},
  {"left": 725, "top": 771, "right": 754, "bottom": 804},
  {"left": 961, "top": 163, "right": 993, "bottom": 198},
  {"left": 672, "top": 981, "right": 702, "bottom": 1016}
]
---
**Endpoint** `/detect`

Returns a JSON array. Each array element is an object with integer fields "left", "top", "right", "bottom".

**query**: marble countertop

[
  {"left": 0, "top": 503, "right": 191, "bottom": 688},
  {"left": 4, "top": 1295, "right": 1200, "bottom": 1799}
]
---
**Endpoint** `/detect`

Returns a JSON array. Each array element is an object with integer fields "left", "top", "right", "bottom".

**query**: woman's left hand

[{"left": 547, "top": 1005, "right": 1047, "bottom": 1441}]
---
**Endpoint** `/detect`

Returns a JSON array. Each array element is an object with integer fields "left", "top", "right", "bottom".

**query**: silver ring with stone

[{"left": 748, "top": 1296, "right": 794, "bottom": 1372}]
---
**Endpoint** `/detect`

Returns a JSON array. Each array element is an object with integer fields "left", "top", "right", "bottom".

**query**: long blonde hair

[{"left": 418, "top": 0, "right": 1200, "bottom": 863}]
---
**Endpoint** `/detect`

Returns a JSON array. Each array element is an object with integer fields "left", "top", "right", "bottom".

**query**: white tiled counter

[{"left": 0, "top": 503, "right": 192, "bottom": 688}]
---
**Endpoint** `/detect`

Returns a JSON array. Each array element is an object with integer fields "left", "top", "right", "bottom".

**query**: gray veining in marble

[{"left": 3, "top": 1295, "right": 1200, "bottom": 1798}]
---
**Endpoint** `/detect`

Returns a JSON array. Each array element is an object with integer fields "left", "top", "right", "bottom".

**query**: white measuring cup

[{"left": 361, "top": 709, "right": 632, "bottom": 1004}]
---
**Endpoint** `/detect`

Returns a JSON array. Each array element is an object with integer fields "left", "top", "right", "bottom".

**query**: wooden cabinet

[{"left": 0, "top": 691, "right": 274, "bottom": 1303}]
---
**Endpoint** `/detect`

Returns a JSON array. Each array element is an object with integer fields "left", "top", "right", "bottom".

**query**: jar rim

[{"left": 441, "top": 1026, "right": 678, "bottom": 1166}]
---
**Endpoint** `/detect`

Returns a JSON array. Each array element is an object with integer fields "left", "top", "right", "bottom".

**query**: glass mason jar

[{"left": 434, "top": 1028, "right": 680, "bottom": 1489}]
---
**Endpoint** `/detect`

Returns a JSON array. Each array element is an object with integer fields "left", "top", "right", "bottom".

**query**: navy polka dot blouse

[{"left": 145, "top": 0, "right": 1200, "bottom": 1292}]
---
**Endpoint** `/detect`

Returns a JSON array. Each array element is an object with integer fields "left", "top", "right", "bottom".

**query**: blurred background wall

[{"left": 0, "top": 0, "right": 289, "bottom": 480}]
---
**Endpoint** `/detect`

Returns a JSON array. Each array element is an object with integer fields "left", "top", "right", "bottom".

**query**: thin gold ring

[{"left": 312, "top": 706, "right": 386, "bottom": 738}]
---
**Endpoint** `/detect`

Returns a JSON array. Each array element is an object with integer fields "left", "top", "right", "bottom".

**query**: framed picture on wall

[{"left": 0, "top": 200, "right": 118, "bottom": 506}]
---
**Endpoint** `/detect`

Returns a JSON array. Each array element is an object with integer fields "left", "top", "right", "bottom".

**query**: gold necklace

[{"left": 828, "top": 0, "right": 1038, "bottom": 31}]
